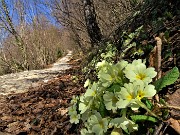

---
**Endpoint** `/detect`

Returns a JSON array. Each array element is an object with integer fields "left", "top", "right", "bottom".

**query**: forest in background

[{"left": 0, "top": 0, "right": 137, "bottom": 75}]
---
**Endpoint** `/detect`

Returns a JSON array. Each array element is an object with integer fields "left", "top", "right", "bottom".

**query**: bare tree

[
  {"left": 48, "top": 0, "right": 90, "bottom": 50},
  {"left": 82, "top": 0, "right": 102, "bottom": 46},
  {"left": 0, "top": 0, "right": 28, "bottom": 70},
  {"left": 0, "top": 0, "right": 66, "bottom": 74},
  {"left": 46, "top": 0, "right": 134, "bottom": 50}
]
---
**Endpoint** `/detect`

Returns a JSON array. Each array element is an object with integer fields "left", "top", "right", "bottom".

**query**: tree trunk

[
  {"left": 1, "top": 0, "right": 29, "bottom": 70},
  {"left": 82, "top": 0, "right": 102, "bottom": 47}
]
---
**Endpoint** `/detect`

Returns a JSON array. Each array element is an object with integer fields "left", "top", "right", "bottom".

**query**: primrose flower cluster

[{"left": 68, "top": 59, "right": 157, "bottom": 135}]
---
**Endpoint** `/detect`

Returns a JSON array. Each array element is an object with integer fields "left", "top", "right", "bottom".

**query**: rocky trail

[
  {"left": 0, "top": 51, "right": 85, "bottom": 135},
  {"left": 0, "top": 51, "right": 73, "bottom": 95}
]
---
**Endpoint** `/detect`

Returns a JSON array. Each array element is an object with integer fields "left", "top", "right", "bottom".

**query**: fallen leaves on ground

[{"left": 0, "top": 59, "right": 85, "bottom": 135}]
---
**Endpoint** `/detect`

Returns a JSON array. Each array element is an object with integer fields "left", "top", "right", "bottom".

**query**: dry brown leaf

[
  {"left": 45, "top": 103, "right": 55, "bottom": 108},
  {"left": 167, "top": 118, "right": 180, "bottom": 134},
  {"left": 167, "top": 89, "right": 180, "bottom": 118},
  {"left": 32, "top": 108, "right": 42, "bottom": 114},
  {"left": 1, "top": 116, "right": 13, "bottom": 122},
  {"left": 58, "top": 108, "right": 68, "bottom": 115},
  {"left": 21, "top": 102, "right": 32, "bottom": 108},
  {"left": 14, "top": 109, "right": 26, "bottom": 115},
  {"left": 36, "top": 101, "right": 45, "bottom": 109},
  {"left": 0, "top": 132, "right": 12, "bottom": 135},
  {"left": 22, "top": 122, "right": 31, "bottom": 132},
  {"left": 6, "top": 121, "right": 21, "bottom": 133}
]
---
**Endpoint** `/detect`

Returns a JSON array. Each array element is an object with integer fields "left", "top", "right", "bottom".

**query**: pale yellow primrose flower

[
  {"left": 84, "top": 79, "right": 91, "bottom": 88},
  {"left": 79, "top": 83, "right": 100, "bottom": 114},
  {"left": 116, "top": 83, "right": 137, "bottom": 109},
  {"left": 84, "top": 83, "right": 97, "bottom": 98},
  {"left": 136, "top": 81, "right": 156, "bottom": 100},
  {"left": 116, "top": 81, "right": 156, "bottom": 109},
  {"left": 109, "top": 116, "right": 138, "bottom": 132},
  {"left": 68, "top": 105, "right": 77, "bottom": 115},
  {"left": 115, "top": 60, "right": 128, "bottom": 70},
  {"left": 124, "top": 59, "right": 157, "bottom": 83},
  {"left": 88, "top": 112, "right": 109, "bottom": 135},
  {"left": 80, "top": 128, "right": 93, "bottom": 135},
  {"left": 79, "top": 95, "right": 92, "bottom": 114},
  {"left": 68, "top": 105, "right": 80, "bottom": 124},
  {"left": 70, "top": 95, "right": 79, "bottom": 104},
  {"left": 103, "top": 91, "right": 119, "bottom": 112},
  {"left": 70, "top": 113, "right": 80, "bottom": 124},
  {"left": 96, "top": 60, "right": 107, "bottom": 69},
  {"left": 132, "top": 59, "right": 145, "bottom": 65}
]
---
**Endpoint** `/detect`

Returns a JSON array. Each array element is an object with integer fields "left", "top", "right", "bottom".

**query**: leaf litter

[{"left": 0, "top": 58, "right": 85, "bottom": 135}]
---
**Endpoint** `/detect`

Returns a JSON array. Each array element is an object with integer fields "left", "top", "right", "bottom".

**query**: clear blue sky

[
  {"left": 0, "top": 0, "right": 58, "bottom": 47},
  {"left": 6, "top": 0, "right": 57, "bottom": 26}
]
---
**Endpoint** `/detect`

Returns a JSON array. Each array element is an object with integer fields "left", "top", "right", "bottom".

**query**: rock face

[{"left": 0, "top": 51, "right": 73, "bottom": 95}]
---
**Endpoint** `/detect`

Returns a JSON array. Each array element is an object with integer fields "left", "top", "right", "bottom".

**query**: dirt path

[
  {"left": 0, "top": 52, "right": 84, "bottom": 135},
  {"left": 0, "top": 51, "right": 73, "bottom": 95}
]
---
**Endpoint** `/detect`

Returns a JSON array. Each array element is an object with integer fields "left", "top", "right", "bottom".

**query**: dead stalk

[{"left": 154, "top": 36, "right": 162, "bottom": 102}]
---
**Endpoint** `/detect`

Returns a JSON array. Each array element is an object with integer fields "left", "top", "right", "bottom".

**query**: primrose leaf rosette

[{"left": 124, "top": 59, "right": 157, "bottom": 83}]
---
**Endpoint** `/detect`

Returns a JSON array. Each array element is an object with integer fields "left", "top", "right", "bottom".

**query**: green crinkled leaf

[
  {"left": 154, "top": 67, "right": 179, "bottom": 92},
  {"left": 159, "top": 98, "right": 166, "bottom": 105},
  {"left": 131, "top": 115, "right": 158, "bottom": 123},
  {"left": 107, "top": 84, "right": 121, "bottom": 92},
  {"left": 99, "top": 100, "right": 107, "bottom": 117},
  {"left": 144, "top": 98, "right": 153, "bottom": 110}
]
